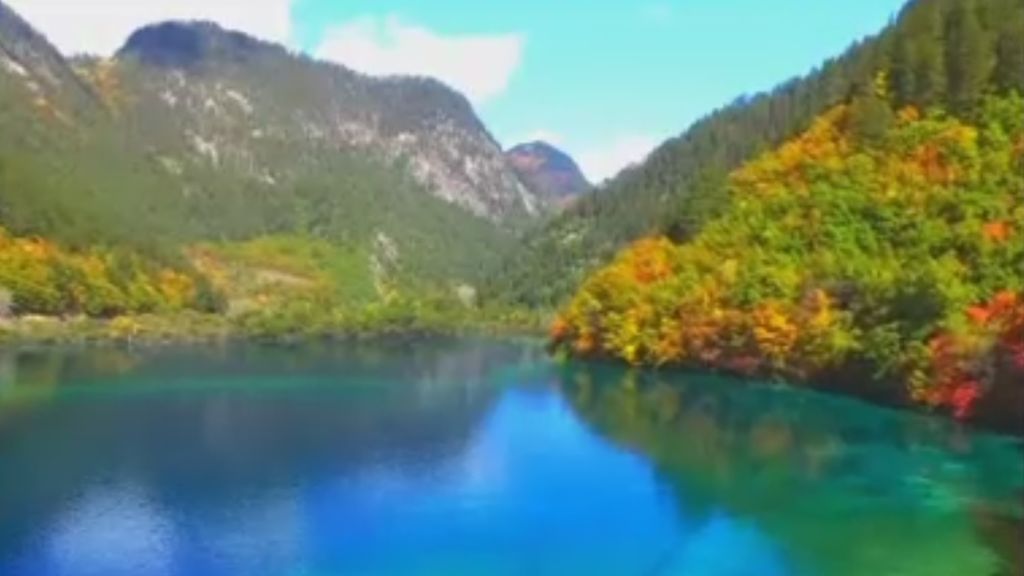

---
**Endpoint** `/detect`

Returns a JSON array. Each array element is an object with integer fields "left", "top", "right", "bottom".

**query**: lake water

[{"left": 0, "top": 338, "right": 1021, "bottom": 576}]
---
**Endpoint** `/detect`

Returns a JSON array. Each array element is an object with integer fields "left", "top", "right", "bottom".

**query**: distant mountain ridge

[
  {"left": 0, "top": 0, "right": 97, "bottom": 115},
  {"left": 486, "top": 0, "right": 1024, "bottom": 308},
  {"left": 0, "top": 6, "right": 541, "bottom": 225},
  {"left": 110, "top": 20, "right": 539, "bottom": 222},
  {"left": 506, "top": 141, "right": 590, "bottom": 207},
  {"left": 0, "top": 2, "right": 535, "bottom": 291},
  {"left": 118, "top": 20, "right": 273, "bottom": 69}
]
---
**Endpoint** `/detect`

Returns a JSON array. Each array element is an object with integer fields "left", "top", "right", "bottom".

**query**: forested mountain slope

[
  {"left": 487, "top": 0, "right": 1024, "bottom": 309},
  {"left": 552, "top": 94, "right": 1024, "bottom": 430},
  {"left": 0, "top": 1, "right": 538, "bottom": 318},
  {"left": 505, "top": 141, "right": 590, "bottom": 207},
  {"left": 109, "top": 20, "right": 538, "bottom": 224}
]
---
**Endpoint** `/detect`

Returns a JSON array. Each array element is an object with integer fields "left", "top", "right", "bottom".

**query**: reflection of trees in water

[
  {"left": 0, "top": 338, "right": 529, "bottom": 563},
  {"left": 0, "top": 337, "right": 542, "bottom": 415},
  {"left": 971, "top": 495, "right": 1024, "bottom": 576},
  {"left": 560, "top": 363, "right": 1024, "bottom": 576},
  {"left": 0, "top": 347, "right": 143, "bottom": 420}
]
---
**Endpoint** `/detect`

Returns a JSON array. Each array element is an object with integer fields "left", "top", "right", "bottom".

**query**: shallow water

[{"left": 0, "top": 339, "right": 1020, "bottom": 576}]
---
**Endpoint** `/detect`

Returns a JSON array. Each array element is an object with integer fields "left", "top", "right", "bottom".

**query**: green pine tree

[
  {"left": 945, "top": 0, "right": 995, "bottom": 114},
  {"left": 993, "top": 7, "right": 1024, "bottom": 93},
  {"left": 913, "top": 12, "right": 947, "bottom": 107},
  {"left": 890, "top": 34, "right": 917, "bottom": 108}
]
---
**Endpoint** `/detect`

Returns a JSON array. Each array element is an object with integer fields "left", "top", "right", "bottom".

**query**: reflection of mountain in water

[
  {"left": 0, "top": 339, "right": 540, "bottom": 565},
  {"left": 4, "top": 341, "right": 1021, "bottom": 575},
  {"left": 558, "top": 362, "right": 1024, "bottom": 576}
]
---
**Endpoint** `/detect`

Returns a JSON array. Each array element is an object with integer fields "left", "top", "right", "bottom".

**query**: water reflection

[
  {"left": 1, "top": 341, "right": 1021, "bottom": 576},
  {"left": 559, "top": 362, "right": 1024, "bottom": 576},
  {"left": 0, "top": 339, "right": 533, "bottom": 575},
  {"left": 2, "top": 339, "right": 724, "bottom": 576}
]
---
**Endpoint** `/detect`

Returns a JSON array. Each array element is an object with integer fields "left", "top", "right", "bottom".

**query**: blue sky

[
  {"left": 293, "top": 0, "right": 906, "bottom": 180},
  {"left": 12, "top": 0, "right": 907, "bottom": 181}
]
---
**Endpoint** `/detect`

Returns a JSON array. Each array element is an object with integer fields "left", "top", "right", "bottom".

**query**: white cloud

[
  {"left": 315, "top": 15, "right": 523, "bottom": 106},
  {"left": 4, "top": 0, "right": 294, "bottom": 56},
  {"left": 576, "top": 134, "right": 659, "bottom": 183}
]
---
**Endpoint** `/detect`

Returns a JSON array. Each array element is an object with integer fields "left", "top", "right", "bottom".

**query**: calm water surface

[{"left": 0, "top": 338, "right": 1021, "bottom": 576}]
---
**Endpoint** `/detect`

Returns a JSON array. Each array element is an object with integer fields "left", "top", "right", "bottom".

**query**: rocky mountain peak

[
  {"left": 0, "top": 1, "right": 99, "bottom": 117},
  {"left": 1, "top": 0, "right": 542, "bottom": 225},
  {"left": 117, "top": 20, "right": 282, "bottom": 70},
  {"left": 506, "top": 141, "right": 590, "bottom": 206},
  {"left": 109, "top": 19, "right": 539, "bottom": 222}
]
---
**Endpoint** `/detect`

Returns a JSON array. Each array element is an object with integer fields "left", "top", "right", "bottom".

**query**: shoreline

[
  {"left": 552, "top": 347, "right": 1024, "bottom": 438},
  {"left": 3, "top": 314, "right": 1018, "bottom": 437},
  {"left": 0, "top": 312, "right": 548, "bottom": 349}
]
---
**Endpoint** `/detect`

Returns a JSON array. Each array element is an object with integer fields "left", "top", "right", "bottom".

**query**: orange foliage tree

[{"left": 552, "top": 94, "right": 1024, "bottom": 423}]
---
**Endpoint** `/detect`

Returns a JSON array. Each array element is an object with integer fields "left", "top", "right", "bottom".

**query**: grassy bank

[{"left": 0, "top": 305, "right": 548, "bottom": 348}]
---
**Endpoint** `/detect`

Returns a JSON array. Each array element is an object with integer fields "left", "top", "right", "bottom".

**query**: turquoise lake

[{"left": 0, "top": 338, "right": 1021, "bottom": 576}]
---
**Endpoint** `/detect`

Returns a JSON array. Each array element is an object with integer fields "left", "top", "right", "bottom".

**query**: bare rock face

[
  {"left": 0, "top": 1, "right": 97, "bottom": 118},
  {"left": 112, "top": 21, "right": 540, "bottom": 222},
  {"left": 0, "top": 6, "right": 540, "bottom": 223},
  {"left": 506, "top": 141, "right": 590, "bottom": 208},
  {"left": 0, "top": 2, "right": 525, "bottom": 290}
]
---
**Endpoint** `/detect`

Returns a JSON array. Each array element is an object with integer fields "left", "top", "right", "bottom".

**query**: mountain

[
  {"left": 109, "top": 21, "right": 539, "bottom": 223},
  {"left": 552, "top": 93, "right": 1024, "bottom": 431},
  {"left": 0, "top": 0, "right": 95, "bottom": 112},
  {"left": 550, "top": 0, "right": 1024, "bottom": 430},
  {"left": 0, "top": 3, "right": 540, "bottom": 303},
  {"left": 485, "top": 0, "right": 1024, "bottom": 309},
  {"left": 505, "top": 141, "right": 590, "bottom": 207},
  {"left": 1, "top": 1, "right": 189, "bottom": 251}
]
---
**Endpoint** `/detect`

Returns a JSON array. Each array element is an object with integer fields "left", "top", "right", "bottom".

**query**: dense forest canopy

[
  {"left": 551, "top": 89, "right": 1024, "bottom": 428},
  {"left": 1, "top": 0, "right": 1023, "bottom": 394},
  {"left": 0, "top": 0, "right": 528, "bottom": 327},
  {"left": 486, "top": 0, "right": 1024, "bottom": 310}
]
